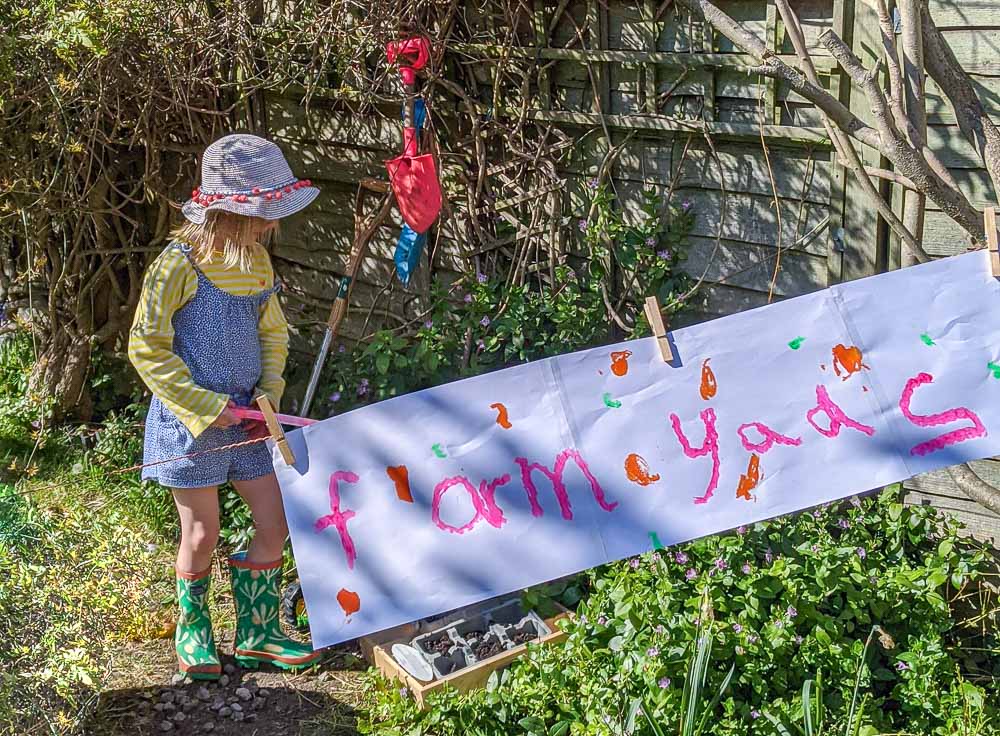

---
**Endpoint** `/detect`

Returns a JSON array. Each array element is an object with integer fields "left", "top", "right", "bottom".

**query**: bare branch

[
  {"left": 775, "top": 0, "right": 926, "bottom": 261},
  {"left": 922, "top": 4, "right": 1000, "bottom": 211},
  {"left": 875, "top": 0, "right": 904, "bottom": 107},
  {"left": 674, "top": 0, "right": 881, "bottom": 149},
  {"left": 822, "top": 29, "right": 982, "bottom": 242}
]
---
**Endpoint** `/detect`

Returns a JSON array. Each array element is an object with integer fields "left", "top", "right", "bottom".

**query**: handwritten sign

[{"left": 273, "top": 252, "right": 1000, "bottom": 649}]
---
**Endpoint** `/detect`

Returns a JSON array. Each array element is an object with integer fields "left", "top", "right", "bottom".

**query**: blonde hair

[{"left": 170, "top": 211, "right": 279, "bottom": 272}]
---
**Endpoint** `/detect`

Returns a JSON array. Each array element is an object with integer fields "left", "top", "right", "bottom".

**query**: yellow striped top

[{"left": 128, "top": 245, "right": 289, "bottom": 439}]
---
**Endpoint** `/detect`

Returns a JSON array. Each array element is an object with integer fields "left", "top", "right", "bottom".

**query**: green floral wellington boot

[
  {"left": 229, "top": 553, "right": 323, "bottom": 670},
  {"left": 175, "top": 567, "right": 221, "bottom": 680}
]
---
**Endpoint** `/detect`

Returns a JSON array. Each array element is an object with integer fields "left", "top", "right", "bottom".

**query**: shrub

[{"left": 361, "top": 487, "right": 1000, "bottom": 735}]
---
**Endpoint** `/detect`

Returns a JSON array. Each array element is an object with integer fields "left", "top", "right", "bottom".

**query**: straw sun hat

[{"left": 181, "top": 134, "right": 319, "bottom": 224}]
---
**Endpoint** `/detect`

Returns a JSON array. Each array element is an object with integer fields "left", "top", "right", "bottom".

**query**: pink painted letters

[
  {"left": 805, "top": 385, "right": 876, "bottom": 438},
  {"left": 314, "top": 471, "right": 360, "bottom": 569},
  {"left": 669, "top": 408, "right": 721, "bottom": 505},
  {"left": 736, "top": 422, "right": 802, "bottom": 453},
  {"left": 898, "top": 372, "right": 987, "bottom": 456},
  {"left": 514, "top": 449, "right": 618, "bottom": 520}
]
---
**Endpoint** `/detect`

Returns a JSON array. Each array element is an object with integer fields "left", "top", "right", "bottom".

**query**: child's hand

[
  {"left": 211, "top": 401, "right": 241, "bottom": 429},
  {"left": 243, "top": 419, "right": 270, "bottom": 441}
]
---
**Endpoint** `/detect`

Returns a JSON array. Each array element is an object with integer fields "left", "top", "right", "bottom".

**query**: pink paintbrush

[{"left": 231, "top": 406, "right": 317, "bottom": 428}]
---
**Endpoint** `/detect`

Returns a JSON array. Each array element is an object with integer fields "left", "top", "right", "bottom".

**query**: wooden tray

[{"left": 371, "top": 611, "right": 571, "bottom": 708}]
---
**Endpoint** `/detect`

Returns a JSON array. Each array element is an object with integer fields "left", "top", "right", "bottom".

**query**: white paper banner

[{"left": 274, "top": 252, "right": 1000, "bottom": 649}]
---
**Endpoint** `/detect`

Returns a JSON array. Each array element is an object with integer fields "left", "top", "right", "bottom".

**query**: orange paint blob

[
  {"left": 386, "top": 465, "right": 413, "bottom": 503},
  {"left": 337, "top": 588, "right": 361, "bottom": 617},
  {"left": 624, "top": 453, "right": 661, "bottom": 486},
  {"left": 490, "top": 402, "right": 512, "bottom": 429},
  {"left": 832, "top": 344, "right": 869, "bottom": 381},
  {"left": 736, "top": 454, "right": 761, "bottom": 501},
  {"left": 610, "top": 350, "right": 632, "bottom": 377},
  {"left": 699, "top": 358, "right": 717, "bottom": 400}
]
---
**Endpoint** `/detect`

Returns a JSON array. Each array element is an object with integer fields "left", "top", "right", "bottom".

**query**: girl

[{"left": 128, "top": 134, "right": 322, "bottom": 679}]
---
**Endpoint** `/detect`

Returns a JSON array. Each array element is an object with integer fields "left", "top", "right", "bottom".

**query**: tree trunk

[{"left": 28, "top": 328, "right": 94, "bottom": 422}]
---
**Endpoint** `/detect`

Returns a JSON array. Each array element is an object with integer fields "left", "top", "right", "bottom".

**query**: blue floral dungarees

[{"left": 142, "top": 244, "right": 278, "bottom": 488}]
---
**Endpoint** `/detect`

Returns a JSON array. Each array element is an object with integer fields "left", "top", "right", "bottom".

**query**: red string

[{"left": 8, "top": 435, "right": 271, "bottom": 498}]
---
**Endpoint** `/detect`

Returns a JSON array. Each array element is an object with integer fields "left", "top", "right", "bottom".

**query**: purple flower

[
  {"left": 399, "top": 687, "right": 409, "bottom": 698},
  {"left": 813, "top": 509, "right": 823, "bottom": 519},
  {"left": 578, "top": 219, "right": 588, "bottom": 232},
  {"left": 675, "top": 551, "right": 689, "bottom": 565},
  {"left": 786, "top": 606, "right": 798, "bottom": 619},
  {"left": 733, "top": 623, "right": 743, "bottom": 633},
  {"left": 357, "top": 378, "right": 369, "bottom": 397},
  {"left": 751, "top": 710, "right": 761, "bottom": 720},
  {"left": 693, "top": 617, "right": 701, "bottom": 626},
  {"left": 838, "top": 518, "right": 851, "bottom": 529},
  {"left": 850, "top": 496, "right": 862, "bottom": 508},
  {"left": 856, "top": 547, "right": 867, "bottom": 559},
  {"left": 587, "top": 178, "right": 600, "bottom": 190},
  {"left": 651, "top": 552, "right": 661, "bottom": 562},
  {"left": 895, "top": 661, "right": 910, "bottom": 671},
  {"left": 480, "top": 315, "right": 491, "bottom": 327},
  {"left": 597, "top": 616, "right": 607, "bottom": 626},
  {"left": 658, "top": 677, "right": 671, "bottom": 689},
  {"left": 477, "top": 272, "right": 488, "bottom": 284},
  {"left": 463, "top": 293, "right": 473, "bottom": 303},
  {"left": 714, "top": 558, "right": 728, "bottom": 571},
  {"left": 685, "top": 568, "right": 697, "bottom": 580},
  {"left": 629, "top": 558, "right": 641, "bottom": 569},
  {"left": 476, "top": 339, "right": 485, "bottom": 350},
  {"left": 655, "top": 625, "right": 665, "bottom": 635},
  {"left": 741, "top": 563, "right": 752, "bottom": 575},
  {"left": 748, "top": 634, "right": 759, "bottom": 644},
  {"left": 646, "top": 646, "right": 659, "bottom": 658},
  {"left": 657, "top": 249, "right": 671, "bottom": 260},
  {"left": 736, "top": 525, "right": 748, "bottom": 535},
  {"left": 579, "top": 615, "right": 587, "bottom": 625},
  {"left": 681, "top": 199, "right": 692, "bottom": 212},
  {"left": 811, "top": 544, "right": 820, "bottom": 553},
  {"left": 645, "top": 236, "right": 657, "bottom": 248},
  {"left": 795, "top": 635, "right": 804, "bottom": 645},
  {"left": 338, "top": 344, "right": 346, "bottom": 353},
  {"left": 774, "top": 619, "right": 784, "bottom": 629},
  {"left": 329, "top": 391, "right": 341, "bottom": 403},
  {"left": 764, "top": 548, "right": 774, "bottom": 563},
  {"left": 424, "top": 319, "right": 434, "bottom": 329}
]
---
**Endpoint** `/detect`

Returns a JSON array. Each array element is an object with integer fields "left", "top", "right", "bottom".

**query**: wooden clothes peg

[
  {"left": 255, "top": 394, "right": 296, "bottom": 466},
  {"left": 643, "top": 296, "right": 679, "bottom": 364},
  {"left": 985, "top": 207, "right": 1000, "bottom": 278}
]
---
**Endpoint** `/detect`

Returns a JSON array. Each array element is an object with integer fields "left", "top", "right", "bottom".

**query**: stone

[
  {"left": 235, "top": 687, "right": 252, "bottom": 701},
  {"left": 153, "top": 704, "right": 165, "bottom": 713},
  {"left": 227, "top": 696, "right": 239, "bottom": 704},
  {"left": 172, "top": 712, "right": 186, "bottom": 723},
  {"left": 202, "top": 722, "right": 216, "bottom": 732},
  {"left": 160, "top": 691, "right": 175, "bottom": 704},
  {"left": 230, "top": 703, "right": 243, "bottom": 713},
  {"left": 232, "top": 711, "right": 246, "bottom": 722},
  {"left": 159, "top": 722, "right": 174, "bottom": 732},
  {"left": 223, "top": 664, "right": 236, "bottom": 675},
  {"left": 246, "top": 714, "right": 257, "bottom": 722},
  {"left": 162, "top": 703, "right": 176, "bottom": 713},
  {"left": 183, "top": 700, "right": 197, "bottom": 713},
  {"left": 218, "top": 707, "right": 232, "bottom": 718},
  {"left": 257, "top": 688, "right": 270, "bottom": 698},
  {"left": 218, "top": 674, "right": 230, "bottom": 687},
  {"left": 210, "top": 697, "right": 225, "bottom": 711},
  {"left": 196, "top": 686, "right": 212, "bottom": 701}
]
